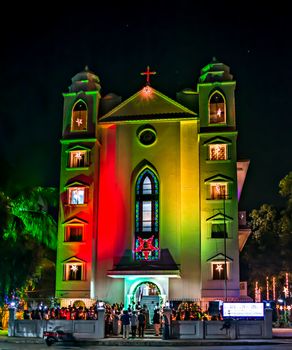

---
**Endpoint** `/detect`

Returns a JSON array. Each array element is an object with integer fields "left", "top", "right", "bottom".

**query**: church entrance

[{"left": 132, "top": 281, "right": 160, "bottom": 325}]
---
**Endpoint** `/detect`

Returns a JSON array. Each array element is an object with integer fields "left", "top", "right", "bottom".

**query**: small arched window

[
  {"left": 209, "top": 91, "right": 226, "bottom": 124},
  {"left": 134, "top": 169, "right": 159, "bottom": 261},
  {"left": 71, "top": 100, "right": 88, "bottom": 131}
]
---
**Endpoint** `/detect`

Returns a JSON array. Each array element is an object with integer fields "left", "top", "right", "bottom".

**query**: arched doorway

[{"left": 132, "top": 281, "right": 161, "bottom": 325}]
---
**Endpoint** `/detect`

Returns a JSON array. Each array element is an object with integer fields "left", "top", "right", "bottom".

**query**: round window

[{"left": 137, "top": 125, "right": 157, "bottom": 146}]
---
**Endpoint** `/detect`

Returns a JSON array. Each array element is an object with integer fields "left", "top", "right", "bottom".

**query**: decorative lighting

[
  {"left": 144, "top": 86, "right": 151, "bottom": 94},
  {"left": 216, "top": 264, "right": 223, "bottom": 273},
  {"left": 76, "top": 118, "right": 83, "bottom": 126},
  {"left": 285, "top": 272, "right": 289, "bottom": 298},
  {"left": 98, "top": 301, "right": 104, "bottom": 309},
  {"left": 266, "top": 276, "right": 269, "bottom": 300},
  {"left": 217, "top": 108, "right": 222, "bottom": 117},
  {"left": 215, "top": 185, "right": 221, "bottom": 193},
  {"left": 70, "top": 264, "right": 78, "bottom": 272},
  {"left": 134, "top": 235, "right": 159, "bottom": 260},
  {"left": 255, "top": 281, "right": 261, "bottom": 303},
  {"left": 74, "top": 152, "right": 82, "bottom": 160},
  {"left": 140, "top": 65, "right": 156, "bottom": 85}
]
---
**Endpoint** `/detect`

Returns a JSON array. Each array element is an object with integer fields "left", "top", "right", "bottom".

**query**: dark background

[{"left": 1, "top": 2, "right": 291, "bottom": 211}]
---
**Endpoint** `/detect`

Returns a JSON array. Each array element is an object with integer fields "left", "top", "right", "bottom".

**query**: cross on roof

[{"left": 140, "top": 66, "right": 156, "bottom": 86}]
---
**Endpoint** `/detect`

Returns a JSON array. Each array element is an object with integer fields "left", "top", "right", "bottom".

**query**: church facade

[{"left": 55, "top": 59, "right": 249, "bottom": 309}]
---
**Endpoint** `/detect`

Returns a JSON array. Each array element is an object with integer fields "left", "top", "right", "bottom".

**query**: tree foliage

[
  {"left": 0, "top": 187, "right": 58, "bottom": 306},
  {"left": 279, "top": 172, "right": 292, "bottom": 271},
  {"left": 240, "top": 204, "right": 281, "bottom": 285},
  {"left": 241, "top": 172, "right": 292, "bottom": 298}
]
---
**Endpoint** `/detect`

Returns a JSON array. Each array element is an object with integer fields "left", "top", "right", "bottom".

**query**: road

[{"left": 2, "top": 343, "right": 292, "bottom": 350}]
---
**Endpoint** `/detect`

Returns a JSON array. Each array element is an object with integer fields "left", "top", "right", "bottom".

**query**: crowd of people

[
  {"left": 22, "top": 305, "right": 98, "bottom": 320},
  {"left": 16, "top": 300, "right": 213, "bottom": 340},
  {"left": 104, "top": 301, "right": 163, "bottom": 338},
  {"left": 171, "top": 302, "right": 213, "bottom": 321}
]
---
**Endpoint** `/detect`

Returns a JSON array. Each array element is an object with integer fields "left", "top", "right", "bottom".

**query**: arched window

[
  {"left": 134, "top": 169, "right": 159, "bottom": 261},
  {"left": 71, "top": 100, "right": 88, "bottom": 131},
  {"left": 209, "top": 91, "right": 226, "bottom": 124}
]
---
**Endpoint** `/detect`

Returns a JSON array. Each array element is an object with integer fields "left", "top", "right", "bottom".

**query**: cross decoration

[{"left": 140, "top": 66, "right": 156, "bottom": 86}]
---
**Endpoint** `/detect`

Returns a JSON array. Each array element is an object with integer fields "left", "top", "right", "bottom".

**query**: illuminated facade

[{"left": 55, "top": 58, "right": 249, "bottom": 308}]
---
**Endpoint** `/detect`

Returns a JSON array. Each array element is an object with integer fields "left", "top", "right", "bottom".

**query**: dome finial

[{"left": 85, "top": 65, "right": 89, "bottom": 72}]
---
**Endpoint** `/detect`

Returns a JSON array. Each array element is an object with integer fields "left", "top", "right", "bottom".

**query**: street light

[{"left": 221, "top": 190, "right": 228, "bottom": 302}]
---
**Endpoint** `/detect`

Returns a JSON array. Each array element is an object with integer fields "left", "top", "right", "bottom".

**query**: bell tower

[
  {"left": 198, "top": 57, "right": 240, "bottom": 302},
  {"left": 55, "top": 67, "right": 101, "bottom": 303}
]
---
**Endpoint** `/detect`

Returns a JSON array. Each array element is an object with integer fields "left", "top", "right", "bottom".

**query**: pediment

[
  {"left": 66, "top": 145, "right": 90, "bottom": 152},
  {"left": 99, "top": 86, "right": 196, "bottom": 122},
  {"left": 206, "top": 213, "right": 233, "bottom": 222},
  {"left": 63, "top": 217, "right": 88, "bottom": 225},
  {"left": 204, "top": 174, "right": 234, "bottom": 183},
  {"left": 203, "top": 136, "right": 232, "bottom": 145},
  {"left": 64, "top": 180, "right": 89, "bottom": 188},
  {"left": 63, "top": 256, "right": 86, "bottom": 264},
  {"left": 207, "top": 253, "right": 233, "bottom": 262}
]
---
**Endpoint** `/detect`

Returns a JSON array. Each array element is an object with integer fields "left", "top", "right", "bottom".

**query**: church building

[{"left": 55, "top": 58, "right": 249, "bottom": 310}]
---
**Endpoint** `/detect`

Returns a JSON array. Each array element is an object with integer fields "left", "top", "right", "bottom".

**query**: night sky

[{"left": 1, "top": 2, "right": 291, "bottom": 211}]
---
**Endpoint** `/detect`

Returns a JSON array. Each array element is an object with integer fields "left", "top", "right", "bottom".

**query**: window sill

[
  {"left": 63, "top": 279, "right": 86, "bottom": 282},
  {"left": 66, "top": 167, "right": 90, "bottom": 171},
  {"left": 206, "top": 198, "right": 232, "bottom": 202},
  {"left": 206, "top": 160, "right": 231, "bottom": 164}
]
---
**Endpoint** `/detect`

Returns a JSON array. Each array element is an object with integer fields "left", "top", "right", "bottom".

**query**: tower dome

[
  {"left": 199, "top": 57, "right": 233, "bottom": 83},
  {"left": 69, "top": 66, "right": 101, "bottom": 92}
]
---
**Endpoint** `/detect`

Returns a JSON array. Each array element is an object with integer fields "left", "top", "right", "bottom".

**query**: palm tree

[
  {"left": 5, "top": 186, "right": 58, "bottom": 249},
  {"left": 0, "top": 186, "right": 58, "bottom": 307}
]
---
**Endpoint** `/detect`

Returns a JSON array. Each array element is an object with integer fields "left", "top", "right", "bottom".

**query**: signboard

[{"left": 223, "top": 302, "right": 264, "bottom": 318}]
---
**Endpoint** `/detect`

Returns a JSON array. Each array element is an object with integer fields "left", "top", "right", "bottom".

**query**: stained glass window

[{"left": 135, "top": 169, "right": 159, "bottom": 261}]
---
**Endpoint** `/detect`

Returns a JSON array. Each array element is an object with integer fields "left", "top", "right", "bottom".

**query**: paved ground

[{"left": 0, "top": 328, "right": 291, "bottom": 346}]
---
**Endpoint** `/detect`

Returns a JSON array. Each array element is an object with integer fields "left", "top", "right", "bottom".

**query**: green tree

[
  {"left": 0, "top": 187, "right": 58, "bottom": 306},
  {"left": 240, "top": 172, "right": 292, "bottom": 299},
  {"left": 6, "top": 186, "right": 58, "bottom": 249},
  {"left": 240, "top": 204, "right": 281, "bottom": 295},
  {"left": 279, "top": 172, "right": 292, "bottom": 271}
]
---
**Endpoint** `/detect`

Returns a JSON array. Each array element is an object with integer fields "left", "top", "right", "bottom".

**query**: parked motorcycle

[{"left": 43, "top": 327, "right": 75, "bottom": 346}]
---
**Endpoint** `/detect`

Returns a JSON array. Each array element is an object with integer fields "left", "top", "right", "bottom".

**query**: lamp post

[{"left": 222, "top": 191, "right": 227, "bottom": 302}]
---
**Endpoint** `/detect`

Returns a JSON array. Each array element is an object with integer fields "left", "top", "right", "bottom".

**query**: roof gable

[
  {"left": 203, "top": 136, "right": 232, "bottom": 145},
  {"left": 204, "top": 174, "right": 234, "bottom": 183},
  {"left": 206, "top": 213, "right": 233, "bottom": 222},
  {"left": 99, "top": 86, "right": 196, "bottom": 122},
  {"left": 207, "top": 253, "right": 233, "bottom": 262},
  {"left": 63, "top": 217, "right": 88, "bottom": 225}
]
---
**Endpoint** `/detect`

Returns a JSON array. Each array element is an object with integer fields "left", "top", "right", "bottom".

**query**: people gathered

[{"left": 20, "top": 300, "right": 210, "bottom": 339}]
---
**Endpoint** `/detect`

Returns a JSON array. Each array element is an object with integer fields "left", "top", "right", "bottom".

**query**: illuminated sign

[{"left": 223, "top": 303, "right": 264, "bottom": 318}]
